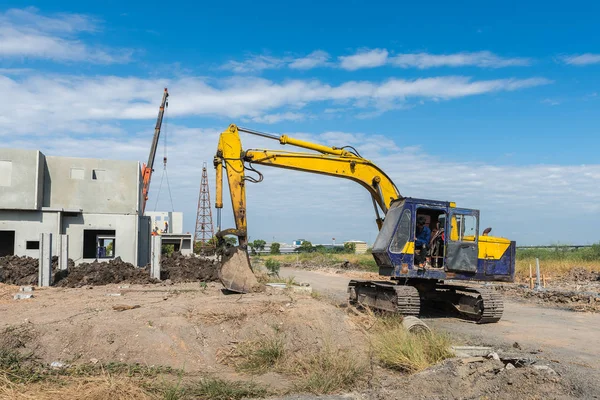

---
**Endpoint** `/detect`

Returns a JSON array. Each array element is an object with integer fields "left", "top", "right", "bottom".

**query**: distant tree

[
  {"left": 270, "top": 242, "right": 281, "bottom": 254},
  {"left": 344, "top": 242, "right": 356, "bottom": 254},
  {"left": 249, "top": 239, "right": 266, "bottom": 255},
  {"left": 297, "top": 240, "right": 314, "bottom": 253}
]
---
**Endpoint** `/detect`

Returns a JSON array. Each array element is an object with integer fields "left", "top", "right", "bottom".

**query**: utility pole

[{"left": 194, "top": 163, "right": 214, "bottom": 249}]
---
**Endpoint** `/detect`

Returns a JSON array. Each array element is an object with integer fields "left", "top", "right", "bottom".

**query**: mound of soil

[
  {"left": 565, "top": 267, "right": 600, "bottom": 282},
  {"left": 54, "top": 257, "right": 156, "bottom": 287},
  {"left": 160, "top": 252, "right": 219, "bottom": 282},
  {"left": 0, "top": 256, "right": 77, "bottom": 286},
  {"left": 495, "top": 284, "right": 600, "bottom": 312},
  {"left": 380, "top": 356, "right": 576, "bottom": 399},
  {"left": 0, "top": 255, "right": 40, "bottom": 285}
]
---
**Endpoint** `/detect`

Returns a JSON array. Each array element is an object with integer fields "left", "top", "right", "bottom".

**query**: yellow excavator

[{"left": 214, "top": 124, "right": 515, "bottom": 323}]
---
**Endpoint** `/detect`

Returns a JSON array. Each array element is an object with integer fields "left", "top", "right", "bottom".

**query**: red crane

[{"left": 141, "top": 88, "right": 169, "bottom": 214}]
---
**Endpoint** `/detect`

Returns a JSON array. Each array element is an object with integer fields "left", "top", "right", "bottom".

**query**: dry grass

[
  {"left": 221, "top": 336, "right": 286, "bottom": 374},
  {"left": 371, "top": 317, "right": 453, "bottom": 374},
  {"left": 0, "top": 373, "right": 156, "bottom": 400},
  {"left": 284, "top": 346, "right": 367, "bottom": 394},
  {"left": 516, "top": 258, "right": 600, "bottom": 281}
]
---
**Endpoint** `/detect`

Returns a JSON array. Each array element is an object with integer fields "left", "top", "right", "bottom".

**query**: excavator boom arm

[{"left": 215, "top": 124, "right": 401, "bottom": 241}]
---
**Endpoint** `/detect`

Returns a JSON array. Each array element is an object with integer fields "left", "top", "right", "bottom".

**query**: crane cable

[{"left": 153, "top": 98, "right": 175, "bottom": 212}]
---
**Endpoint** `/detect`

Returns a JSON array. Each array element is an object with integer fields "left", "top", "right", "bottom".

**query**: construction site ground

[{"left": 0, "top": 259, "right": 598, "bottom": 399}]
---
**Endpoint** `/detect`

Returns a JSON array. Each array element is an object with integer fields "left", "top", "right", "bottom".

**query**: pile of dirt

[
  {"left": 379, "top": 356, "right": 577, "bottom": 399},
  {"left": 0, "top": 256, "right": 77, "bottom": 286},
  {"left": 565, "top": 267, "right": 600, "bottom": 282},
  {"left": 0, "top": 255, "right": 39, "bottom": 285},
  {"left": 54, "top": 257, "right": 157, "bottom": 288},
  {"left": 495, "top": 284, "right": 600, "bottom": 312},
  {"left": 160, "top": 252, "right": 219, "bottom": 282}
]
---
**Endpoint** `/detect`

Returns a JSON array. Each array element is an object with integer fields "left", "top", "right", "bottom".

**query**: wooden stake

[
  {"left": 529, "top": 264, "right": 534, "bottom": 289},
  {"left": 542, "top": 273, "right": 547, "bottom": 288}
]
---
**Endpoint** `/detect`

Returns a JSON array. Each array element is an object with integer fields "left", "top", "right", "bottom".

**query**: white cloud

[
  {"left": 560, "top": 53, "right": 600, "bottom": 66},
  {"left": 288, "top": 50, "right": 330, "bottom": 69},
  {"left": 250, "top": 112, "right": 305, "bottom": 124},
  {"left": 222, "top": 50, "right": 331, "bottom": 73},
  {"left": 0, "top": 7, "right": 133, "bottom": 63},
  {"left": 0, "top": 73, "right": 551, "bottom": 134},
  {"left": 221, "top": 55, "right": 288, "bottom": 73},
  {"left": 337, "top": 49, "right": 531, "bottom": 70},
  {"left": 390, "top": 51, "right": 531, "bottom": 69},
  {"left": 0, "top": 73, "right": 552, "bottom": 134},
  {"left": 338, "top": 48, "right": 389, "bottom": 70}
]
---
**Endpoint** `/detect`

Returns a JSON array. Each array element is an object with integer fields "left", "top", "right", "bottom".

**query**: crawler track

[{"left": 348, "top": 280, "right": 420, "bottom": 316}]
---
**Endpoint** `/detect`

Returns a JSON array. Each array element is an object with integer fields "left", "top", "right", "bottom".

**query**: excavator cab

[{"left": 372, "top": 198, "right": 515, "bottom": 283}]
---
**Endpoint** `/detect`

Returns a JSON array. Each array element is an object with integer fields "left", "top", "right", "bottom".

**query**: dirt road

[{"left": 281, "top": 267, "right": 600, "bottom": 370}]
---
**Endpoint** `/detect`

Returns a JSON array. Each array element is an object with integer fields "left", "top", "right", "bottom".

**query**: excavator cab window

[{"left": 390, "top": 209, "right": 411, "bottom": 253}]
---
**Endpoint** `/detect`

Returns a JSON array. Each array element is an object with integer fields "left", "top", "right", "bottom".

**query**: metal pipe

[{"left": 238, "top": 127, "right": 280, "bottom": 141}]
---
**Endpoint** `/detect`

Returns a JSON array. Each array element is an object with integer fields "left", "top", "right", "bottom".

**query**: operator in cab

[{"left": 415, "top": 215, "right": 431, "bottom": 265}]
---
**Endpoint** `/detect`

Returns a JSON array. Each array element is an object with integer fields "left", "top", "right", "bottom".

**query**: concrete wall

[
  {"left": 0, "top": 149, "right": 44, "bottom": 210},
  {"left": 145, "top": 211, "right": 184, "bottom": 234},
  {"left": 62, "top": 213, "right": 142, "bottom": 265},
  {"left": 44, "top": 156, "right": 141, "bottom": 214},
  {"left": 0, "top": 210, "right": 59, "bottom": 257}
]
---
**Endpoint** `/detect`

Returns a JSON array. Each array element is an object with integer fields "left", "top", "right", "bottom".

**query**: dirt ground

[{"left": 1, "top": 276, "right": 594, "bottom": 399}]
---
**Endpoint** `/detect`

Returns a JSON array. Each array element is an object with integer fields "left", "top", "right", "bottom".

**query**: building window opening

[
  {"left": 92, "top": 169, "right": 107, "bottom": 181},
  {"left": 83, "top": 230, "right": 116, "bottom": 259},
  {"left": 0, "top": 231, "right": 15, "bottom": 256},
  {"left": 26, "top": 241, "right": 40, "bottom": 250}
]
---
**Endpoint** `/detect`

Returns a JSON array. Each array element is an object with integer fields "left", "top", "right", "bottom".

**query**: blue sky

[{"left": 0, "top": 2, "right": 599, "bottom": 245}]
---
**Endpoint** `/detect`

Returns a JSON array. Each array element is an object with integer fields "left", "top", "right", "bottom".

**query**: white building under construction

[{"left": 0, "top": 148, "right": 151, "bottom": 266}]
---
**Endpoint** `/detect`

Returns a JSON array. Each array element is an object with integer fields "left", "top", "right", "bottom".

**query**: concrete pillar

[
  {"left": 38, "top": 233, "right": 52, "bottom": 287},
  {"left": 58, "top": 234, "right": 69, "bottom": 271},
  {"left": 151, "top": 235, "right": 161, "bottom": 280}
]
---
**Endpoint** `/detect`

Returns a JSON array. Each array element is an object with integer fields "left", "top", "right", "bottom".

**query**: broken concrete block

[
  {"left": 505, "top": 363, "right": 516, "bottom": 370},
  {"left": 290, "top": 285, "right": 313, "bottom": 294},
  {"left": 460, "top": 357, "right": 486, "bottom": 364},
  {"left": 452, "top": 346, "right": 494, "bottom": 357},
  {"left": 13, "top": 293, "right": 33, "bottom": 300},
  {"left": 533, "top": 365, "right": 557, "bottom": 375},
  {"left": 19, "top": 286, "right": 34, "bottom": 292},
  {"left": 488, "top": 352, "right": 501, "bottom": 361}
]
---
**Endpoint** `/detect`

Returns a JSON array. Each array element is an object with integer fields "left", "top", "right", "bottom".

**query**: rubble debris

[
  {"left": 19, "top": 286, "right": 34, "bottom": 292},
  {"left": 13, "top": 293, "right": 34, "bottom": 300}
]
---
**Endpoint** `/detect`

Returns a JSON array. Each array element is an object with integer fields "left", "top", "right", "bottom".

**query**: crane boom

[{"left": 141, "top": 88, "right": 169, "bottom": 214}]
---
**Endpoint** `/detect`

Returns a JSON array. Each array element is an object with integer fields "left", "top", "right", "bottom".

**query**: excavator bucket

[{"left": 218, "top": 246, "right": 262, "bottom": 293}]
